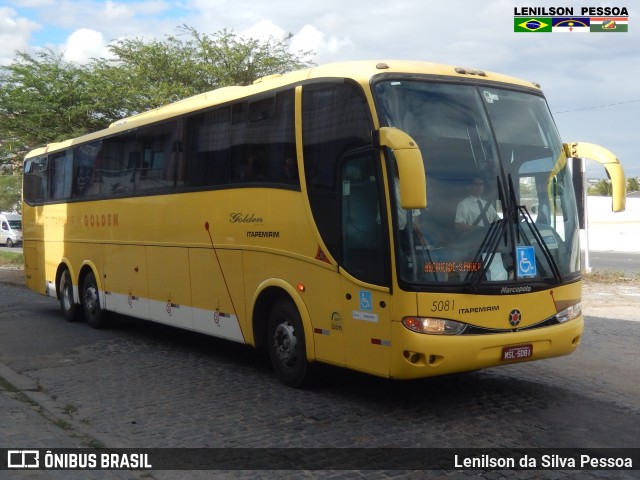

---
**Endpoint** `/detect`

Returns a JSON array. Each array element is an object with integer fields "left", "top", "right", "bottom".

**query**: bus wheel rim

[
  {"left": 62, "top": 282, "right": 73, "bottom": 311},
  {"left": 85, "top": 285, "right": 99, "bottom": 315},
  {"left": 273, "top": 321, "right": 297, "bottom": 367}
]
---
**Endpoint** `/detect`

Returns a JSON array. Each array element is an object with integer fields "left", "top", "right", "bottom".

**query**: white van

[{"left": 0, "top": 213, "right": 22, "bottom": 247}]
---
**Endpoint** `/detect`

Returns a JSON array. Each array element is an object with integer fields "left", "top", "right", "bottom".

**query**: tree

[
  {"left": 627, "top": 177, "right": 639, "bottom": 193},
  {"left": 0, "top": 49, "right": 105, "bottom": 168},
  {"left": 180, "top": 26, "right": 312, "bottom": 87},
  {"left": 0, "top": 175, "right": 21, "bottom": 212},
  {"left": 588, "top": 179, "right": 613, "bottom": 196},
  {"left": 0, "top": 27, "right": 314, "bottom": 171}
]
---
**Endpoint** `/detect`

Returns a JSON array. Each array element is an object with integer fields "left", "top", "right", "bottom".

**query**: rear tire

[
  {"left": 82, "top": 271, "right": 109, "bottom": 329},
  {"left": 59, "top": 269, "right": 80, "bottom": 322},
  {"left": 267, "top": 299, "right": 312, "bottom": 387}
]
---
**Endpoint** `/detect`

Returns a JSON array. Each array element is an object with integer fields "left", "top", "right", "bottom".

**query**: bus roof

[{"left": 25, "top": 60, "right": 541, "bottom": 159}]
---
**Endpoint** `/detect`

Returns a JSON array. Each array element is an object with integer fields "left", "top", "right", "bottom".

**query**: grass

[
  {"left": 2, "top": 376, "right": 105, "bottom": 447},
  {"left": 0, "top": 376, "right": 19, "bottom": 392},
  {"left": 62, "top": 403, "right": 78, "bottom": 415},
  {"left": 583, "top": 270, "right": 640, "bottom": 284},
  {"left": 0, "top": 251, "right": 24, "bottom": 267},
  {"left": 0, "top": 376, "right": 39, "bottom": 407}
]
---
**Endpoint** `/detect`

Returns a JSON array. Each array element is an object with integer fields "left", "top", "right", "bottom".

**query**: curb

[
  {"left": 0, "top": 363, "right": 38, "bottom": 391},
  {"left": 0, "top": 361, "right": 129, "bottom": 450},
  {"left": 0, "top": 267, "right": 27, "bottom": 288}
]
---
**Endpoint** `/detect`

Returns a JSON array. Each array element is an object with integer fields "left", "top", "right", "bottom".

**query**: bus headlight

[
  {"left": 556, "top": 302, "right": 582, "bottom": 323},
  {"left": 402, "top": 316, "right": 467, "bottom": 335}
]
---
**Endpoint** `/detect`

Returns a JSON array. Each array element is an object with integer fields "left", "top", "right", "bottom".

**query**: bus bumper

[{"left": 389, "top": 316, "right": 583, "bottom": 379}]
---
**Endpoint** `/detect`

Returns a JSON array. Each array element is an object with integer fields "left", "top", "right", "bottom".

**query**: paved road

[
  {"left": 584, "top": 251, "right": 640, "bottom": 275},
  {"left": 0, "top": 282, "right": 638, "bottom": 478}
]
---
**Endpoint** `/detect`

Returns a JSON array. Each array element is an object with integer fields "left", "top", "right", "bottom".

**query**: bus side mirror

[
  {"left": 375, "top": 127, "right": 427, "bottom": 209},
  {"left": 563, "top": 142, "right": 626, "bottom": 212}
]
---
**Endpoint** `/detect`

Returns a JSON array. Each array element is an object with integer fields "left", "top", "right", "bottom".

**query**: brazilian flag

[{"left": 514, "top": 17, "right": 552, "bottom": 32}]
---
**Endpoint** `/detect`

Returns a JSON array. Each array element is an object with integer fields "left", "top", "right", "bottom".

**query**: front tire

[
  {"left": 6, "top": 239, "right": 13, "bottom": 248},
  {"left": 267, "top": 299, "right": 311, "bottom": 387},
  {"left": 82, "top": 271, "right": 108, "bottom": 329}
]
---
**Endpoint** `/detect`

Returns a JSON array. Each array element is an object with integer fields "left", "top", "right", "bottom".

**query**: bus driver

[
  {"left": 455, "top": 176, "right": 498, "bottom": 232},
  {"left": 455, "top": 175, "right": 507, "bottom": 281}
]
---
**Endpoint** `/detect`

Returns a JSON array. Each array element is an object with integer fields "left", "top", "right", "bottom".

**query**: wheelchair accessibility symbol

[
  {"left": 516, "top": 246, "right": 536, "bottom": 277},
  {"left": 360, "top": 290, "right": 372, "bottom": 311}
]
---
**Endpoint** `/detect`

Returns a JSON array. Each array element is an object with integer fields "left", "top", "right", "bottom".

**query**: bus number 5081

[{"left": 432, "top": 300, "right": 455, "bottom": 312}]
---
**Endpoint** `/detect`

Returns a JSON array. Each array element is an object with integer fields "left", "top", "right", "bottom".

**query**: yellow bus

[{"left": 22, "top": 60, "right": 626, "bottom": 386}]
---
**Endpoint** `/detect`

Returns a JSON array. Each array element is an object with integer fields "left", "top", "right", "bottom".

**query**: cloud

[
  {"left": 9, "top": 0, "right": 56, "bottom": 6},
  {"left": 237, "top": 20, "right": 353, "bottom": 64},
  {"left": 61, "top": 28, "right": 109, "bottom": 63},
  {"left": 240, "top": 19, "right": 286, "bottom": 41},
  {"left": 103, "top": 0, "right": 134, "bottom": 21},
  {"left": 6, "top": 0, "right": 638, "bottom": 176},
  {"left": 291, "top": 24, "right": 353, "bottom": 62},
  {"left": 0, "top": 7, "right": 41, "bottom": 65}
]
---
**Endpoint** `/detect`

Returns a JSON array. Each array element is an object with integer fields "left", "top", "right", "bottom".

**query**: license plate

[{"left": 502, "top": 344, "right": 533, "bottom": 361}]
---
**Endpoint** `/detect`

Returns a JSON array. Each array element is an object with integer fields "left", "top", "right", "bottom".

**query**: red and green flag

[{"left": 590, "top": 17, "right": 629, "bottom": 32}]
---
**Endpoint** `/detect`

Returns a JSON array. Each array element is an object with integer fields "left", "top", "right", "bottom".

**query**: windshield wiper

[
  {"left": 465, "top": 176, "right": 508, "bottom": 291},
  {"left": 465, "top": 173, "right": 564, "bottom": 289},
  {"left": 465, "top": 218, "right": 506, "bottom": 291},
  {"left": 504, "top": 173, "right": 561, "bottom": 283},
  {"left": 516, "top": 203, "right": 562, "bottom": 283}
]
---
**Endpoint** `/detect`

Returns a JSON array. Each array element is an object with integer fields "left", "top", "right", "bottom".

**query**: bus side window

[
  {"left": 72, "top": 141, "right": 102, "bottom": 198},
  {"left": 23, "top": 156, "right": 49, "bottom": 204},
  {"left": 49, "top": 150, "right": 74, "bottom": 200},
  {"left": 187, "top": 107, "right": 231, "bottom": 188}
]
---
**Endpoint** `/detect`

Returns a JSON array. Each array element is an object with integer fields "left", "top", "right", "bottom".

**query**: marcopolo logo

[{"left": 500, "top": 286, "right": 532, "bottom": 294}]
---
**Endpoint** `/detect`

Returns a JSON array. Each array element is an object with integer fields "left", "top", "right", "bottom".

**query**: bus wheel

[
  {"left": 82, "top": 271, "right": 108, "bottom": 329},
  {"left": 59, "top": 269, "right": 80, "bottom": 322},
  {"left": 267, "top": 299, "right": 311, "bottom": 387},
  {"left": 6, "top": 239, "right": 13, "bottom": 248}
]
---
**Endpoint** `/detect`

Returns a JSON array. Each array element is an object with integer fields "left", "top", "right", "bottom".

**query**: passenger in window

[
  {"left": 237, "top": 156, "right": 252, "bottom": 180},
  {"left": 237, "top": 149, "right": 261, "bottom": 180},
  {"left": 455, "top": 176, "right": 498, "bottom": 233},
  {"left": 251, "top": 150, "right": 268, "bottom": 179},
  {"left": 238, "top": 148, "right": 268, "bottom": 180},
  {"left": 282, "top": 156, "right": 298, "bottom": 182}
]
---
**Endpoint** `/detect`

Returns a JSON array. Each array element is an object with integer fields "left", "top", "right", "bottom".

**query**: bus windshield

[{"left": 374, "top": 80, "right": 580, "bottom": 287}]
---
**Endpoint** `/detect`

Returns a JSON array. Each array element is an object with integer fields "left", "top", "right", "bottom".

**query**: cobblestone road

[{"left": 1, "top": 279, "right": 638, "bottom": 479}]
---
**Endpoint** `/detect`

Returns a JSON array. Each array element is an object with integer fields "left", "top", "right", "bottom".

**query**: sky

[{"left": 1, "top": 0, "right": 639, "bottom": 178}]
